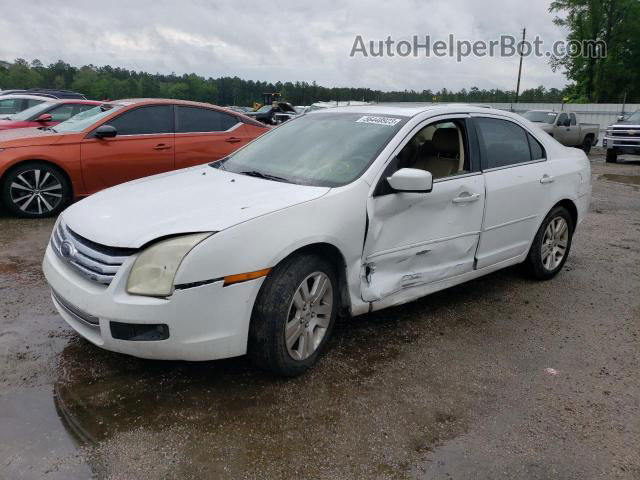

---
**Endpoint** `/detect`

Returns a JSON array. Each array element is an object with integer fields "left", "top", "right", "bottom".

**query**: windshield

[
  {"left": 55, "top": 104, "right": 123, "bottom": 133},
  {"left": 523, "top": 111, "right": 556, "bottom": 124},
  {"left": 626, "top": 111, "right": 640, "bottom": 123},
  {"left": 256, "top": 105, "right": 272, "bottom": 113},
  {"left": 10, "top": 101, "right": 56, "bottom": 121},
  {"left": 214, "top": 112, "right": 407, "bottom": 187}
]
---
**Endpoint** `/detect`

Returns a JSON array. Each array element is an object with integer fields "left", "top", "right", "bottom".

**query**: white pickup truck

[{"left": 523, "top": 110, "right": 600, "bottom": 153}]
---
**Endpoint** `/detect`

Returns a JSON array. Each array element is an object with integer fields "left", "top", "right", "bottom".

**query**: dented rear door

[{"left": 361, "top": 173, "right": 485, "bottom": 303}]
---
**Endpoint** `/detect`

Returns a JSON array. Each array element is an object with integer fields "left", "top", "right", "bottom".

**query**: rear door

[
  {"left": 80, "top": 105, "right": 175, "bottom": 193},
  {"left": 175, "top": 106, "right": 252, "bottom": 168},
  {"left": 473, "top": 115, "right": 550, "bottom": 268}
]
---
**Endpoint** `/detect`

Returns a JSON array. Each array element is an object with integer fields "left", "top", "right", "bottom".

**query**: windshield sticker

[{"left": 356, "top": 116, "right": 402, "bottom": 126}]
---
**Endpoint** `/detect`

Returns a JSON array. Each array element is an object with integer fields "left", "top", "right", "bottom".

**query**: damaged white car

[{"left": 43, "top": 105, "right": 591, "bottom": 376}]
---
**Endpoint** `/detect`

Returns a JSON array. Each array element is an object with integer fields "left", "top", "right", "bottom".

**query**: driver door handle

[
  {"left": 225, "top": 137, "right": 242, "bottom": 144},
  {"left": 153, "top": 143, "right": 172, "bottom": 150},
  {"left": 452, "top": 193, "right": 480, "bottom": 204},
  {"left": 540, "top": 174, "right": 555, "bottom": 184}
]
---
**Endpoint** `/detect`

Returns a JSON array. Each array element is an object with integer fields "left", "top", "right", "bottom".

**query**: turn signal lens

[{"left": 223, "top": 268, "right": 271, "bottom": 286}]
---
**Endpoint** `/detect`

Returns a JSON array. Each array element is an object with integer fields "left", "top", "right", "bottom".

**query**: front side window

[
  {"left": 177, "top": 106, "right": 238, "bottom": 133},
  {"left": 0, "top": 98, "right": 20, "bottom": 115},
  {"left": 557, "top": 113, "right": 569, "bottom": 126},
  {"left": 48, "top": 104, "right": 76, "bottom": 122},
  {"left": 215, "top": 112, "right": 407, "bottom": 187},
  {"left": 394, "top": 119, "right": 470, "bottom": 180},
  {"left": 475, "top": 118, "right": 536, "bottom": 169},
  {"left": 108, "top": 105, "right": 173, "bottom": 135}
]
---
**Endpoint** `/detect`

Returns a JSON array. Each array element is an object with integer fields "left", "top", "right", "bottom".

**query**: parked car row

[
  {"left": 0, "top": 99, "right": 267, "bottom": 217},
  {"left": 41, "top": 104, "right": 591, "bottom": 376}
]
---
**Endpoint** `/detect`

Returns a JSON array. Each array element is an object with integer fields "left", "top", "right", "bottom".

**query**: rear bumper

[{"left": 42, "top": 245, "right": 264, "bottom": 361}]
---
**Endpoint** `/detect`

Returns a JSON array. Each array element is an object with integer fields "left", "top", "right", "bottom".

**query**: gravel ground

[{"left": 0, "top": 149, "right": 638, "bottom": 479}]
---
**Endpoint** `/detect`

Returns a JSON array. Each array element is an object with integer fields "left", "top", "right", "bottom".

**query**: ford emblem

[{"left": 60, "top": 240, "right": 77, "bottom": 259}]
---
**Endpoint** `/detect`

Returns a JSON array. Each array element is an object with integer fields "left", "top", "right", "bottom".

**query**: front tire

[
  {"left": 1, "top": 162, "right": 71, "bottom": 218},
  {"left": 524, "top": 206, "right": 573, "bottom": 280},
  {"left": 248, "top": 253, "right": 338, "bottom": 377},
  {"left": 605, "top": 149, "right": 618, "bottom": 163}
]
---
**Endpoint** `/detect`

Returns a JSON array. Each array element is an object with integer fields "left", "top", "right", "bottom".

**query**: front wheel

[
  {"left": 524, "top": 206, "right": 574, "bottom": 280},
  {"left": 248, "top": 253, "right": 338, "bottom": 377},
  {"left": 1, "top": 162, "right": 71, "bottom": 218},
  {"left": 605, "top": 149, "right": 618, "bottom": 163}
]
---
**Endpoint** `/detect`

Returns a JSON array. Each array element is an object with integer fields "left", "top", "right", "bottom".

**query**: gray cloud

[{"left": 0, "top": 0, "right": 569, "bottom": 91}]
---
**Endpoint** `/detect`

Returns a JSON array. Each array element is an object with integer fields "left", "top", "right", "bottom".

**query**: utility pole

[{"left": 514, "top": 27, "right": 526, "bottom": 104}]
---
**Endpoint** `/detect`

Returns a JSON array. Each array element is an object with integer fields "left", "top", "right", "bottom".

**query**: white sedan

[{"left": 43, "top": 105, "right": 592, "bottom": 376}]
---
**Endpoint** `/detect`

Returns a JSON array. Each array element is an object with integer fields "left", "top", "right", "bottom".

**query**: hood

[
  {"left": 0, "top": 127, "right": 65, "bottom": 148},
  {"left": 62, "top": 165, "right": 330, "bottom": 248},
  {"left": 610, "top": 120, "right": 640, "bottom": 128}
]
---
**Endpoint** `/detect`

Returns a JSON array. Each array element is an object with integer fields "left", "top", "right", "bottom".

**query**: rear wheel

[
  {"left": 1, "top": 162, "right": 71, "bottom": 218},
  {"left": 605, "top": 149, "right": 618, "bottom": 163},
  {"left": 524, "top": 206, "right": 573, "bottom": 280},
  {"left": 248, "top": 253, "right": 338, "bottom": 377},
  {"left": 581, "top": 136, "right": 593, "bottom": 154}
]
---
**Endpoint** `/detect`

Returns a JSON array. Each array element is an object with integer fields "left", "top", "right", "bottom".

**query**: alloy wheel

[
  {"left": 9, "top": 169, "right": 63, "bottom": 215},
  {"left": 285, "top": 271, "right": 333, "bottom": 361},
  {"left": 541, "top": 216, "right": 569, "bottom": 271}
]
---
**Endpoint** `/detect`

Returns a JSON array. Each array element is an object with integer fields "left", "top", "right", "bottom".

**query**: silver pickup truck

[
  {"left": 523, "top": 110, "right": 600, "bottom": 153},
  {"left": 603, "top": 110, "right": 640, "bottom": 163}
]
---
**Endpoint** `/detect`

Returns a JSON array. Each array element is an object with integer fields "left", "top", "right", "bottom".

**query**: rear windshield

[
  {"left": 523, "top": 111, "right": 556, "bottom": 124},
  {"left": 214, "top": 112, "right": 407, "bottom": 187}
]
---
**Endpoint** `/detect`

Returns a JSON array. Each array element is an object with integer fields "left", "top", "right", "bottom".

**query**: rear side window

[
  {"left": 475, "top": 118, "right": 533, "bottom": 169},
  {"left": 177, "top": 106, "right": 238, "bottom": 133},
  {"left": 570, "top": 113, "right": 577, "bottom": 126},
  {"left": 0, "top": 98, "right": 21, "bottom": 115},
  {"left": 528, "top": 133, "right": 545, "bottom": 160},
  {"left": 109, "top": 105, "right": 173, "bottom": 135}
]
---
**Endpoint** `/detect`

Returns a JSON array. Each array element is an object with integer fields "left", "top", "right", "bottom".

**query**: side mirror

[
  {"left": 35, "top": 113, "right": 52, "bottom": 123},
  {"left": 94, "top": 124, "right": 117, "bottom": 139},
  {"left": 387, "top": 168, "right": 433, "bottom": 193},
  {"left": 617, "top": 115, "right": 626, "bottom": 121}
]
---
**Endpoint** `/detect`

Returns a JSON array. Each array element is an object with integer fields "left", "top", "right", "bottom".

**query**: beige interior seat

[{"left": 413, "top": 128, "right": 460, "bottom": 178}]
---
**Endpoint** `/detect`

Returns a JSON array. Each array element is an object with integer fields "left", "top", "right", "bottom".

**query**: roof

[
  {"left": 0, "top": 94, "right": 62, "bottom": 101},
  {"left": 110, "top": 98, "right": 226, "bottom": 109},
  {"left": 311, "top": 103, "right": 515, "bottom": 118}
]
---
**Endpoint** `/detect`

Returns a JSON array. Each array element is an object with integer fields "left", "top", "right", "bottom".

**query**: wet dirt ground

[{"left": 1, "top": 149, "right": 639, "bottom": 479}]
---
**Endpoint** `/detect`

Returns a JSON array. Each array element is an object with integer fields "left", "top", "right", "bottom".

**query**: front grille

[{"left": 51, "top": 221, "right": 136, "bottom": 285}]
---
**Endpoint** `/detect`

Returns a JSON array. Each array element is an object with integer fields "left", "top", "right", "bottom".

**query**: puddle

[{"left": 599, "top": 174, "right": 640, "bottom": 186}]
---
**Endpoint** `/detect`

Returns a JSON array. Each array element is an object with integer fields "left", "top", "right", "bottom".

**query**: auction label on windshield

[{"left": 356, "top": 116, "right": 402, "bottom": 126}]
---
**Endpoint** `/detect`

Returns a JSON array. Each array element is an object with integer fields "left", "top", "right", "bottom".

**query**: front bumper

[{"left": 42, "top": 245, "right": 264, "bottom": 361}]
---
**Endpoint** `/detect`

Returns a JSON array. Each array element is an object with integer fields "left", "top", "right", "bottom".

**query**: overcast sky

[{"left": 0, "top": 0, "right": 569, "bottom": 92}]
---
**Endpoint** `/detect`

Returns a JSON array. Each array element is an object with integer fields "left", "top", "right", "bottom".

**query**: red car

[
  {"left": 0, "top": 99, "right": 268, "bottom": 217},
  {"left": 0, "top": 99, "right": 102, "bottom": 131}
]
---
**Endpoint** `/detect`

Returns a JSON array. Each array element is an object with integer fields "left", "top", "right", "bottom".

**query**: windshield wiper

[{"left": 238, "top": 170, "right": 291, "bottom": 183}]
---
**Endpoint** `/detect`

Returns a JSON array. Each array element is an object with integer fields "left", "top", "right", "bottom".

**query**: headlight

[{"left": 127, "top": 233, "right": 212, "bottom": 297}]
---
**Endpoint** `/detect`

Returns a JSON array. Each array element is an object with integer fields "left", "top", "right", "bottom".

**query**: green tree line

[
  {"left": 0, "top": 58, "right": 572, "bottom": 106},
  {"left": 550, "top": 0, "right": 640, "bottom": 102}
]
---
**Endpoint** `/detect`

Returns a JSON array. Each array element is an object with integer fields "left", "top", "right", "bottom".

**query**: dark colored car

[
  {"left": 0, "top": 99, "right": 102, "bottom": 131},
  {"left": 246, "top": 102, "right": 298, "bottom": 125}
]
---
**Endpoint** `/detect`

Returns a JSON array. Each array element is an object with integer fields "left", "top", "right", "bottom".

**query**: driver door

[{"left": 361, "top": 115, "right": 485, "bottom": 303}]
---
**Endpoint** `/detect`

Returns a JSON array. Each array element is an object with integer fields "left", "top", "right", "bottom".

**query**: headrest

[{"left": 432, "top": 128, "right": 459, "bottom": 156}]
